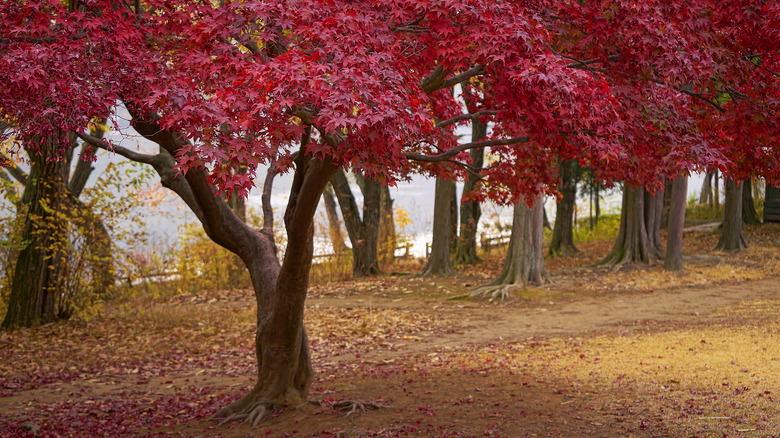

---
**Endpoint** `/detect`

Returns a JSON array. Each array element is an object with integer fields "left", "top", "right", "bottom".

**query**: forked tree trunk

[
  {"left": 548, "top": 159, "right": 579, "bottom": 258},
  {"left": 599, "top": 185, "right": 660, "bottom": 266},
  {"left": 124, "top": 110, "right": 338, "bottom": 425},
  {"left": 421, "top": 178, "right": 456, "bottom": 276},
  {"left": 453, "top": 119, "right": 486, "bottom": 265},
  {"left": 472, "top": 195, "right": 549, "bottom": 300},
  {"left": 2, "top": 138, "right": 71, "bottom": 329},
  {"left": 644, "top": 187, "right": 665, "bottom": 258},
  {"left": 715, "top": 179, "right": 747, "bottom": 251},
  {"left": 330, "top": 170, "right": 381, "bottom": 277},
  {"left": 664, "top": 175, "right": 688, "bottom": 271},
  {"left": 742, "top": 179, "right": 761, "bottom": 225}
]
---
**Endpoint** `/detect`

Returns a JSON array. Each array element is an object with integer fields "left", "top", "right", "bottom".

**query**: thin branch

[
  {"left": 261, "top": 161, "right": 276, "bottom": 238},
  {"left": 0, "top": 155, "right": 27, "bottom": 185},
  {"left": 440, "top": 65, "right": 487, "bottom": 91},
  {"left": 0, "top": 32, "right": 88, "bottom": 45},
  {"left": 405, "top": 136, "right": 531, "bottom": 163},
  {"left": 77, "top": 132, "right": 160, "bottom": 165},
  {"left": 436, "top": 110, "right": 499, "bottom": 129}
]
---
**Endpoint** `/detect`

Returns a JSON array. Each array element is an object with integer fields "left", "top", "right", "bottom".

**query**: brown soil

[{"left": 2, "top": 223, "right": 780, "bottom": 437}]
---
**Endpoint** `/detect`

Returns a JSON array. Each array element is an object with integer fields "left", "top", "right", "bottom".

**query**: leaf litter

[{"left": 2, "top": 225, "right": 780, "bottom": 436}]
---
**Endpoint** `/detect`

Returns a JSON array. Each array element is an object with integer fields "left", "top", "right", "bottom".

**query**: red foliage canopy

[{"left": 1, "top": 0, "right": 778, "bottom": 200}]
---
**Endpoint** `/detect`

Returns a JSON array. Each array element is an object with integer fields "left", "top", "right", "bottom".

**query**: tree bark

[
  {"left": 713, "top": 169, "right": 720, "bottom": 209},
  {"left": 715, "top": 179, "right": 747, "bottom": 251},
  {"left": 453, "top": 119, "right": 486, "bottom": 265},
  {"left": 421, "top": 178, "right": 456, "bottom": 276},
  {"left": 644, "top": 187, "right": 665, "bottom": 259},
  {"left": 548, "top": 159, "right": 579, "bottom": 258},
  {"left": 377, "top": 184, "right": 396, "bottom": 266},
  {"left": 472, "top": 195, "right": 549, "bottom": 300},
  {"left": 742, "top": 179, "right": 761, "bottom": 225},
  {"left": 2, "top": 137, "right": 71, "bottom": 329},
  {"left": 664, "top": 175, "right": 688, "bottom": 271},
  {"left": 699, "top": 172, "right": 713, "bottom": 205},
  {"left": 322, "top": 184, "right": 349, "bottom": 254},
  {"left": 330, "top": 170, "right": 381, "bottom": 277},
  {"left": 599, "top": 185, "right": 658, "bottom": 266}
]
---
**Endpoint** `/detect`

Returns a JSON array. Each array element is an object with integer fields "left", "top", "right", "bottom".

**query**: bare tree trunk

[
  {"left": 699, "top": 172, "right": 713, "bottom": 205},
  {"left": 713, "top": 169, "right": 720, "bottom": 209},
  {"left": 377, "top": 184, "right": 396, "bottom": 265},
  {"left": 715, "top": 179, "right": 747, "bottom": 251},
  {"left": 644, "top": 187, "right": 665, "bottom": 259},
  {"left": 664, "top": 175, "right": 687, "bottom": 271},
  {"left": 453, "top": 119, "right": 486, "bottom": 265},
  {"left": 742, "top": 179, "right": 761, "bottom": 225},
  {"left": 472, "top": 195, "right": 549, "bottom": 300},
  {"left": 599, "top": 185, "right": 657, "bottom": 266},
  {"left": 548, "top": 159, "right": 579, "bottom": 258},
  {"left": 322, "top": 184, "right": 349, "bottom": 254},
  {"left": 330, "top": 170, "right": 381, "bottom": 277},
  {"left": 421, "top": 178, "right": 456, "bottom": 276}
]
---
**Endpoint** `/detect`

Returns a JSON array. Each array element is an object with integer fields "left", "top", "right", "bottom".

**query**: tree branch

[
  {"left": 435, "top": 110, "right": 499, "bottom": 129},
  {"left": 422, "top": 64, "right": 487, "bottom": 94},
  {"left": 0, "top": 154, "right": 28, "bottom": 185},
  {"left": 77, "top": 132, "right": 160, "bottom": 165},
  {"left": 261, "top": 162, "right": 276, "bottom": 237},
  {"left": 404, "top": 136, "right": 531, "bottom": 163}
]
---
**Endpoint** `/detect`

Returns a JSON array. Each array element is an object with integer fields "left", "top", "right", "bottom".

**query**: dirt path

[{"left": 316, "top": 276, "right": 780, "bottom": 360}]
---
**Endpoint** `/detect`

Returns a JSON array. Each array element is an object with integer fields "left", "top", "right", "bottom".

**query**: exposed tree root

[
  {"left": 311, "top": 399, "right": 391, "bottom": 417},
  {"left": 212, "top": 395, "right": 276, "bottom": 427},
  {"left": 470, "top": 284, "right": 519, "bottom": 302}
]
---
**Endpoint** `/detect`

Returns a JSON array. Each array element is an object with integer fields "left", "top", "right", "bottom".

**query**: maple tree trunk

[
  {"left": 330, "top": 170, "right": 380, "bottom": 277},
  {"left": 472, "top": 196, "right": 549, "bottom": 300},
  {"left": 713, "top": 170, "right": 720, "bottom": 209},
  {"left": 421, "top": 178, "right": 456, "bottom": 276},
  {"left": 377, "top": 184, "right": 396, "bottom": 266},
  {"left": 453, "top": 123, "right": 486, "bottom": 266},
  {"left": 322, "top": 184, "right": 349, "bottom": 254},
  {"left": 715, "top": 179, "right": 747, "bottom": 251},
  {"left": 742, "top": 180, "right": 761, "bottom": 225},
  {"left": 644, "top": 187, "right": 665, "bottom": 258},
  {"left": 699, "top": 172, "right": 713, "bottom": 205},
  {"left": 548, "top": 159, "right": 579, "bottom": 258},
  {"left": 121, "top": 108, "right": 337, "bottom": 424},
  {"left": 664, "top": 175, "right": 688, "bottom": 272},
  {"left": 599, "top": 185, "right": 657, "bottom": 265},
  {"left": 2, "top": 139, "right": 70, "bottom": 329}
]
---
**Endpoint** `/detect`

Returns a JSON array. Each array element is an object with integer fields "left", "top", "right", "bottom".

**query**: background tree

[
  {"left": 377, "top": 184, "right": 396, "bottom": 266},
  {"left": 599, "top": 185, "right": 665, "bottom": 266},
  {"left": 716, "top": 179, "right": 747, "bottom": 251},
  {"left": 2, "top": 127, "right": 116, "bottom": 329},
  {"left": 548, "top": 159, "right": 580, "bottom": 258},
  {"left": 453, "top": 116, "right": 487, "bottom": 266},
  {"left": 421, "top": 177, "right": 457, "bottom": 276},
  {"left": 664, "top": 175, "right": 688, "bottom": 272},
  {"left": 322, "top": 184, "right": 349, "bottom": 255},
  {"left": 742, "top": 179, "right": 761, "bottom": 225},
  {"left": 330, "top": 170, "right": 381, "bottom": 277},
  {"left": 472, "top": 195, "right": 549, "bottom": 300}
]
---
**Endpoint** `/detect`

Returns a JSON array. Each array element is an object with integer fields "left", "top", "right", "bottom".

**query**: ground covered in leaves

[{"left": 2, "top": 224, "right": 780, "bottom": 437}]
